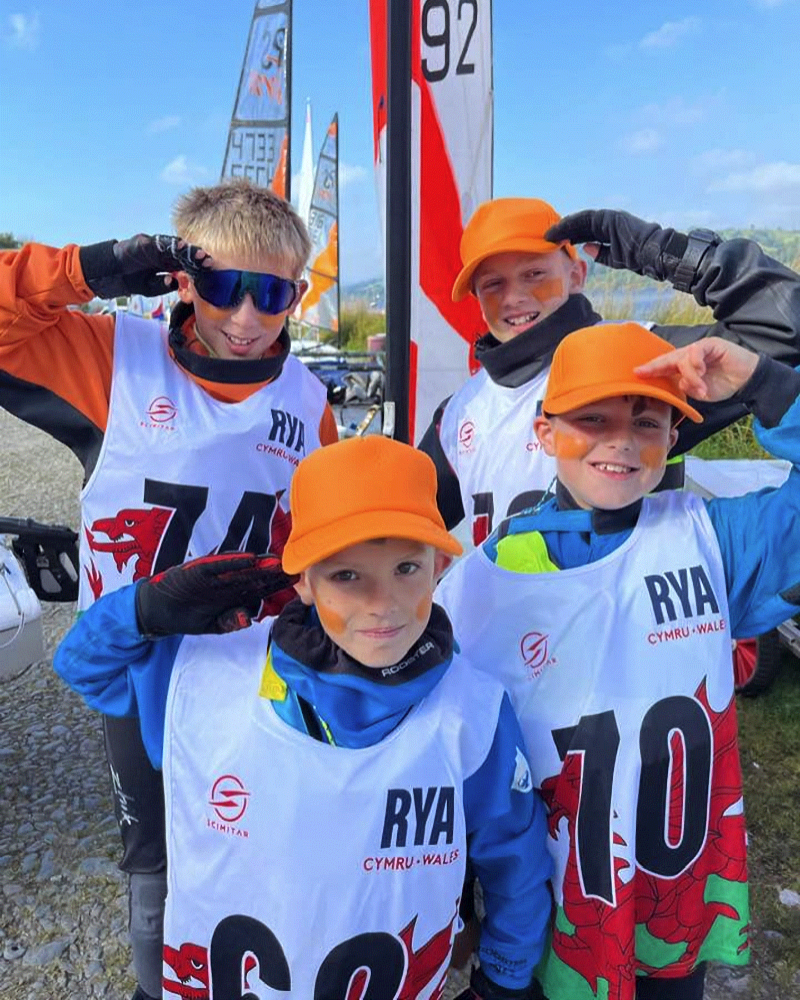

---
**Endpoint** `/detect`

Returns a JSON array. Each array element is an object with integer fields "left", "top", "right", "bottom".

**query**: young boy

[
  {"left": 54, "top": 435, "right": 553, "bottom": 1000},
  {"left": 0, "top": 178, "right": 338, "bottom": 1000},
  {"left": 419, "top": 199, "right": 800, "bottom": 543},
  {"left": 436, "top": 323, "right": 800, "bottom": 1000}
]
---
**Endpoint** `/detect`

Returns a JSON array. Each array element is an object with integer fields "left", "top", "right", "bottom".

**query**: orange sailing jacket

[{"left": 0, "top": 243, "right": 338, "bottom": 479}]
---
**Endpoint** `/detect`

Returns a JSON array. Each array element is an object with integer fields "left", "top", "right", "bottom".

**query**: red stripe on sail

[{"left": 411, "top": 2, "right": 484, "bottom": 367}]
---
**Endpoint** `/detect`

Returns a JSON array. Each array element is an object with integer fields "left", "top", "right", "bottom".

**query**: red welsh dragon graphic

[
  {"left": 85, "top": 506, "right": 172, "bottom": 598},
  {"left": 540, "top": 680, "right": 748, "bottom": 1000}
]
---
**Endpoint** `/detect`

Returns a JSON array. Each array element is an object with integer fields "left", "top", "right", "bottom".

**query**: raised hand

[
  {"left": 134, "top": 552, "right": 298, "bottom": 638},
  {"left": 79, "top": 233, "right": 211, "bottom": 300},
  {"left": 545, "top": 209, "right": 693, "bottom": 285},
  {"left": 636, "top": 337, "right": 760, "bottom": 401}
]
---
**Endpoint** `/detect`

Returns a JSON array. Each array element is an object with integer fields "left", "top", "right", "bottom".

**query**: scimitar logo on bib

[
  {"left": 207, "top": 774, "right": 251, "bottom": 838},
  {"left": 520, "top": 631, "right": 557, "bottom": 677},
  {"left": 457, "top": 419, "right": 476, "bottom": 454}
]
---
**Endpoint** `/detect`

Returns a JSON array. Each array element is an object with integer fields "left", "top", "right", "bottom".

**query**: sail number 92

[{"left": 421, "top": 0, "right": 479, "bottom": 82}]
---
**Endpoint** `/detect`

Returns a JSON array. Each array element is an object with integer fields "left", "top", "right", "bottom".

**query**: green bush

[{"left": 333, "top": 306, "right": 385, "bottom": 351}]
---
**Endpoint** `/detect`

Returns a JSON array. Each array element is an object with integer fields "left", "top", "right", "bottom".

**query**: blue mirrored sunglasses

[{"left": 193, "top": 268, "right": 298, "bottom": 315}]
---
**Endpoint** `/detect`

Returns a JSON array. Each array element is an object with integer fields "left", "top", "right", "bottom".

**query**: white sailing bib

[
  {"left": 78, "top": 314, "right": 326, "bottom": 607},
  {"left": 162, "top": 624, "right": 505, "bottom": 999},
  {"left": 437, "top": 492, "right": 749, "bottom": 993},
  {"left": 439, "top": 368, "right": 555, "bottom": 545}
]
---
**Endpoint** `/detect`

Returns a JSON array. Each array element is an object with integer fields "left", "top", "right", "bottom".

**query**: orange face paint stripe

[
  {"left": 553, "top": 429, "right": 591, "bottom": 460},
  {"left": 532, "top": 277, "right": 564, "bottom": 303},
  {"left": 639, "top": 444, "right": 669, "bottom": 469}
]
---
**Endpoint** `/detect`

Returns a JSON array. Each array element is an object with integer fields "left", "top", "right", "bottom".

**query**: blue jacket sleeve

[
  {"left": 707, "top": 364, "right": 800, "bottom": 638},
  {"left": 53, "top": 583, "right": 182, "bottom": 768},
  {"left": 463, "top": 692, "right": 553, "bottom": 990}
]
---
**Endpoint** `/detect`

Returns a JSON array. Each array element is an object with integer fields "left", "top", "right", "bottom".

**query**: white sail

[
  {"left": 370, "top": 0, "right": 493, "bottom": 442},
  {"left": 221, "top": 0, "right": 292, "bottom": 199},
  {"left": 297, "top": 98, "right": 315, "bottom": 225},
  {"left": 299, "top": 114, "right": 339, "bottom": 334}
]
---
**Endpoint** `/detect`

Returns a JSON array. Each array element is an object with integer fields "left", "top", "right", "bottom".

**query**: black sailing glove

[
  {"left": 452, "top": 965, "right": 547, "bottom": 1000},
  {"left": 79, "top": 234, "right": 209, "bottom": 300},
  {"left": 134, "top": 553, "right": 298, "bottom": 639},
  {"left": 545, "top": 210, "right": 691, "bottom": 286}
]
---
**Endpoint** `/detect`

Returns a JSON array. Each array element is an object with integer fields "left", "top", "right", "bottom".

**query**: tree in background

[{"left": 0, "top": 233, "right": 23, "bottom": 250}]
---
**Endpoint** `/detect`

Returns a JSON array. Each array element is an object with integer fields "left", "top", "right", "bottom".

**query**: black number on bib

[
  {"left": 218, "top": 490, "right": 283, "bottom": 556},
  {"left": 636, "top": 696, "right": 712, "bottom": 876},
  {"left": 144, "top": 480, "right": 208, "bottom": 574},
  {"left": 143, "top": 480, "right": 285, "bottom": 573},
  {"left": 209, "top": 914, "right": 291, "bottom": 996},
  {"left": 553, "top": 711, "right": 620, "bottom": 904},
  {"left": 551, "top": 696, "right": 714, "bottom": 901},
  {"left": 206, "top": 920, "right": 413, "bottom": 997},
  {"left": 313, "top": 932, "right": 406, "bottom": 999}
]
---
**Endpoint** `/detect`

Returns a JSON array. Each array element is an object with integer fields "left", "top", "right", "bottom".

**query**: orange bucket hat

[
  {"left": 452, "top": 197, "right": 578, "bottom": 302},
  {"left": 543, "top": 322, "right": 703, "bottom": 423},
  {"left": 282, "top": 436, "right": 463, "bottom": 574}
]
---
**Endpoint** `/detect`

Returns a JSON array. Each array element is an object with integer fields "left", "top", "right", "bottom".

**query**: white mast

[{"left": 297, "top": 98, "right": 315, "bottom": 225}]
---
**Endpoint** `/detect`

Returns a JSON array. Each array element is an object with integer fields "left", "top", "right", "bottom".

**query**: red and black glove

[
  {"left": 134, "top": 553, "right": 298, "bottom": 639},
  {"left": 79, "top": 233, "right": 210, "bottom": 300},
  {"left": 453, "top": 965, "right": 547, "bottom": 1000}
]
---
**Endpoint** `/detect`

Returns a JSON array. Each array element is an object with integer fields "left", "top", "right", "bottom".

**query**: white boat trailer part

[{"left": 0, "top": 539, "right": 44, "bottom": 680}]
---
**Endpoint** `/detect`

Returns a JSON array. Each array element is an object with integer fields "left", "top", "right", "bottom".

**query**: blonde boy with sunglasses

[{"left": 0, "top": 178, "right": 338, "bottom": 1000}]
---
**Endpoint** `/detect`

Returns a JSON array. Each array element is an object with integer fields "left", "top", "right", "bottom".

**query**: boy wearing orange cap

[
  {"left": 437, "top": 325, "right": 800, "bottom": 1000},
  {"left": 419, "top": 200, "right": 800, "bottom": 545},
  {"left": 54, "top": 436, "right": 553, "bottom": 1000}
]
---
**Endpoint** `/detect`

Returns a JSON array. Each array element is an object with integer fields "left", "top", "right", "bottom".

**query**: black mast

[{"left": 384, "top": 0, "right": 412, "bottom": 443}]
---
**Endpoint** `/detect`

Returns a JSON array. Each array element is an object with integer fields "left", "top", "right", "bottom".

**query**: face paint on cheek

[
  {"left": 316, "top": 602, "right": 347, "bottom": 637},
  {"left": 639, "top": 444, "right": 668, "bottom": 469},
  {"left": 532, "top": 278, "right": 564, "bottom": 303},
  {"left": 415, "top": 595, "right": 432, "bottom": 623},
  {"left": 553, "top": 428, "right": 591, "bottom": 460}
]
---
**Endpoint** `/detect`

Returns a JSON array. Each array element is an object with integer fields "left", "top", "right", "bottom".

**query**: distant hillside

[
  {"left": 343, "top": 227, "right": 800, "bottom": 309},
  {"left": 584, "top": 227, "right": 800, "bottom": 300},
  {"left": 342, "top": 279, "right": 385, "bottom": 311}
]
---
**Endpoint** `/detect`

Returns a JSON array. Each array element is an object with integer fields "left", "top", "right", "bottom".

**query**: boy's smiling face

[
  {"left": 473, "top": 249, "right": 587, "bottom": 343},
  {"left": 293, "top": 539, "right": 451, "bottom": 669},
  {"left": 534, "top": 395, "right": 679, "bottom": 510},
  {"left": 177, "top": 249, "right": 305, "bottom": 361}
]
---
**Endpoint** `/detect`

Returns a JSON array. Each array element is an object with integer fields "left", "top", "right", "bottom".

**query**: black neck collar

[
  {"left": 474, "top": 294, "right": 602, "bottom": 387},
  {"left": 168, "top": 302, "right": 291, "bottom": 385}
]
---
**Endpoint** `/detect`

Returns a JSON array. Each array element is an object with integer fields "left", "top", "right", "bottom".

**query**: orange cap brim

[
  {"left": 544, "top": 381, "right": 703, "bottom": 424},
  {"left": 452, "top": 238, "right": 577, "bottom": 302},
  {"left": 282, "top": 509, "right": 463, "bottom": 574}
]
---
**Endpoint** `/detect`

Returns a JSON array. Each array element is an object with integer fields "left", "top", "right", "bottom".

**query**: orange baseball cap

[
  {"left": 282, "top": 436, "right": 463, "bottom": 573},
  {"left": 452, "top": 197, "right": 578, "bottom": 302},
  {"left": 543, "top": 322, "right": 703, "bottom": 423}
]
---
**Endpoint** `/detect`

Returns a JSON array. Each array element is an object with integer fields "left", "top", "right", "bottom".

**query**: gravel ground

[{"left": 0, "top": 408, "right": 791, "bottom": 999}]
